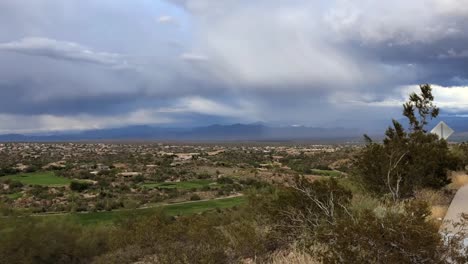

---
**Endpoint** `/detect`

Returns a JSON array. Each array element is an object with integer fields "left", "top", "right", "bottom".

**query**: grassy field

[
  {"left": 6, "top": 192, "right": 23, "bottom": 200},
  {"left": 63, "top": 196, "right": 246, "bottom": 225},
  {"left": 2, "top": 171, "right": 71, "bottom": 187},
  {"left": 310, "top": 169, "right": 342, "bottom": 177},
  {"left": 141, "top": 179, "right": 219, "bottom": 190}
]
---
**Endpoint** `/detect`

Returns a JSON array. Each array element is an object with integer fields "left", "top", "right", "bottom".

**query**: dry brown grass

[
  {"left": 431, "top": 205, "right": 449, "bottom": 221},
  {"left": 267, "top": 250, "right": 321, "bottom": 264},
  {"left": 449, "top": 171, "right": 468, "bottom": 190},
  {"left": 414, "top": 189, "right": 450, "bottom": 206},
  {"left": 413, "top": 189, "right": 452, "bottom": 223}
]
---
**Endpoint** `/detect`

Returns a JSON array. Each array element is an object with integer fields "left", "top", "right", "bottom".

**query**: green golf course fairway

[
  {"left": 310, "top": 169, "right": 342, "bottom": 177},
  {"left": 61, "top": 196, "right": 246, "bottom": 225},
  {"left": 141, "top": 179, "right": 219, "bottom": 190},
  {"left": 3, "top": 171, "right": 71, "bottom": 187}
]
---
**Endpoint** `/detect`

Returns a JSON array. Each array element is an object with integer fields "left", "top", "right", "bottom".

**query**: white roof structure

[{"left": 430, "top": 121, "right": 454, "bottom": 140}]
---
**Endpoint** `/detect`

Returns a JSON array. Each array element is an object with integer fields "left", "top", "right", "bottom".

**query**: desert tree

[
  {"left": 403, "top": 84, "right": 439, "bottom": 132},
  {"left": 355, "top": 84, "right": 456, "bottom": 200}
]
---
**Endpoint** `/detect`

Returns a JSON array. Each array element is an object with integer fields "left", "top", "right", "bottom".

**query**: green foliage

[
  {"left": 6, "top": 192, "right": 23, "bottom": 200},
  {"left": 222, "top": 218, "right": 272, "bottom": 260},
  {"left": 403, "top": 84, "right": 440, "bottom": 132},
  {"left": 310, "top": 169, "right": 342, "bottom": 177},
  {"left": 8, "top": 180, "right": 24, "bottom": 189},
  {"left": 1, "top": 181, "right": 466, "bottom": 263},
  {"left": 206, "top": 150, "right": 261, "bottom": 167},
  {"left": 131, "top": 174, "right": 145, "bottom": 183},
  {"left": 356, "top": 129, "right": 456, "bottom": 199},
  {"left": 217, "top": 176, "right": 234, "bottom": 184},
  {"left": 49, "top": 196, "right": 247, "bottom": 225},
  {"left": 0, "top": 167, "right": 19, "bottom": 176},
  {"left": 239, "top": 178, "right": 268, "bottom": 189},
  {"left": 452, "top": 142, "right": 468, "bottom": 170},
  {"left": 163, "top": 196, "right": 246, "bottom": 216},
  {"left": 0, "top": 218, "right": 111, "bottom": 264},
  {"left": 141, "top": 179, "right": 217, "bottom": 190},
  {"left": 189, "top": 194, "right": 201, "bottom": 201},
  {"left": 246, "top": 178, "right": 466, "bottom": 263},
  {"left": 28, "top": 185, "right": 52, "bottom": 199},
  {"left": 279, "top": 149, "right": 354, "bottom": 174},
  {"left": 70, "top": 180, "right": 91, "bottom": 192},
  {"left": 254, "top": 177, "right": 353, "bottom": 247},
  {"left": 355, "top": 85, "right": 456, "bottom": 200},
  {"left": 313, "top": 200, "right": 451, "bottom": 263},
  {"left": 2, "top": 171, "right": 72, "bottom": 186},
  {"left": 98, "top": 213, "right": 229, "bottom": 264},
  {"left": 197, "top": 172, "right": 211, "bottom": 179},
  {"left": 0, "top": 201, "right": 16, "bottom": 216}
]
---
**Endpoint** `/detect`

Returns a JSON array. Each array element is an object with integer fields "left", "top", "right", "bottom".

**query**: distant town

[{"left": 0, "top": 143, "right": 353, "bottom": 216}]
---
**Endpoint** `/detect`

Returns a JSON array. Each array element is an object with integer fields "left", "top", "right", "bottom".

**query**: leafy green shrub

[
  {"left": 217, "top": 176, "right": 234, "bottom": 184},
  {"left": 452, "top": 142, "right": 468, "bottom": 171},
  {"left": 190, "top": 194, "right": 201, "bottom": 201},
  {"left": 354, "top": 85, "right": 457, "bottom": 200},
  {"left": 0, "top": 218, "right": 111, "bottom": 264},
  {"left": 106, "top": 213, "right": 229, "bottom": 264},
  {"left": 70, "top": 181, "right": 91, "bottom": 192},
  {"left": 197, "top": 172, "right": 211, "bottom": 179},
  {"left": 314, "top": 164, "right": 331, "bottom": 170},
  {"left": 240, "top": 178, "right": 267, "bottom": 189},
  {"left": 132, "top": 175, "right": 145, "bottom": 183},
  {"left": 28, "top": 185, "right": 51, "bottom": 199},
  {"left": 8, "top": 180, "right": 23, "bottom": 189}
]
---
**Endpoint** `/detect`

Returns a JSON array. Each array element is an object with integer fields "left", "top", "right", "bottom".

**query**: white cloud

[
  {"left": 0, "top": 110, "right": 174, "bottom": 134},
  {"left": 325, "top": 0, "right": 468, "bottom": 45},
  {"left": 438, "top": 49, "right": 468, "bottom": 59},
  {"left": 181, "top": 97, "right": 257, "bottom": 118},
  {"left": 157, "top": 15, "right": 177, "bottom": 24},
  {"left": 433, "top": 0, "right": 468, "bottom": 16},
  {"left": 333, "top": 85, "right": 468, "bottom": 112},
  {"left": 173, "top": 1, "right": 376, "bottom": 89},
  {"left": 159, "top": 96, "right": 259, "bottom": 120},
  {"left": 0, "top": 97, "right": 261, "bottom": 133},
  {"left": 179, "top": 52, "right": 208, "bottom": 62},
  {"left": 0, "top": 37, "right": 127, "bottom": 67},
  {"left": 401, "top": 85, "right": 468, "bottom": 112}
]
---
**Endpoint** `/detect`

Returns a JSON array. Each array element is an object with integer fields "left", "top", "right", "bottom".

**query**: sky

[{"left": 0, "top": 0, "right": 468, "bottom": 133}]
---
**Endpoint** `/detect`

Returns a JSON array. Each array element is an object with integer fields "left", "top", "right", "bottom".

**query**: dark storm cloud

[
  {"left": 167, "top": 0, "right": 468, "bottom": 93},
  {"left": 0, "top": 0, "right": 467, "bottom": 132}
]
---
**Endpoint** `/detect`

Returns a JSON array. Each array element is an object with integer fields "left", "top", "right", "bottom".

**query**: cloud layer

[
  {"left": 0, "top": 37, "right": 126, "bottom": 67},
  {"left": 0, "top": 0, "right": 467, "bottom": 132}
]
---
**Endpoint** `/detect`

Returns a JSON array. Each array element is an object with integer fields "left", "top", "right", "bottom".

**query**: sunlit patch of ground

[
  {"left": 267, "top": 249, "right": 321, "bottom": 264},
  {"left": 449, "top": 171, "right": 468, "bottom": 190},
  {"left": 431, "top": 205, "right": 449, "bottom": 221}
]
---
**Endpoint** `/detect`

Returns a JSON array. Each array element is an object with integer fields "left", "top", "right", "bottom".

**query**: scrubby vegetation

[
  {"left": 355, "top": 85, "right": 458, "bottom": 201},
  {"left": 1, "top": 175, "right": 467, "bottom": 263}
]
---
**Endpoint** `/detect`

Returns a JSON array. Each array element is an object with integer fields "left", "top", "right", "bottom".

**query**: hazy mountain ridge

[
  {"left": 0, "top": 124, "right": 361, "bottom": 142},
  {"left": 0, "top": 116, "right": 466, "bottom": 142}
]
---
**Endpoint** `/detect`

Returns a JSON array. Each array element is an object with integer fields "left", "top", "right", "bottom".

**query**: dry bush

[
  {"left": 414, "top": 189, "right": 451, "bottom": 223},
  {"left": 92, "top": 245, "right": 148, "bottom": 264},
  {"left": 449, "top": 172, "right": 468, "bottom": 190},
  {"left": 350, "top": 193, "right": 380, "bottom": 212},
  {"left": 267, "top": 249, "right": 320, "bottom": 264},
  {"left": 414, "top": 189, "right": 450, "bottom": 206},
  {"left": 431, "top": 205, "right": 449, "bottom": 223}
]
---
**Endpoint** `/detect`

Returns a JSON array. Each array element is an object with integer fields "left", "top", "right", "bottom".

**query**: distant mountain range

[
  {"left": 0, "top": 124, "right": 363, "bottom": 142},
  {"left": 0, "top": 116, "right": 467, "bottom": 142}
]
